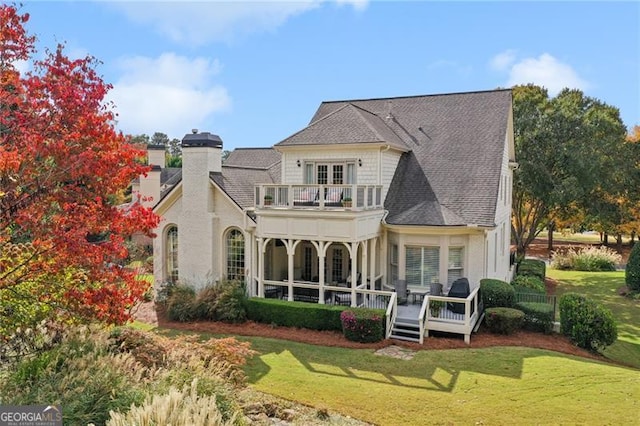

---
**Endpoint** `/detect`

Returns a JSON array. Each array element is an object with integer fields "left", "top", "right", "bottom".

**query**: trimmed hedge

[
  {"left": 485, "top": 307, "right": 524, "bottom": 335},
  {"left": 340, "top": 309, "right": 385, "bottom": 343},
  {"left": 512, "top": 275, "right": 545, "bottom": 293},
  {"left": 517, "top": 259, "right": 546, "bottom": 280},
  {"left": 559, "top": 293, "right": 617, "bottom": 351},
  {"left": 246, "top": 298, "right": 348, "bottom": 331},
  {"left": 480, "top": 279, "right": 515, "bottom": 308},
  {"left": 515, "top": 301, "right": 554, "bottom": 333},
  {"left": 625, "top": 242, "right": 640, "bottom": 292}
]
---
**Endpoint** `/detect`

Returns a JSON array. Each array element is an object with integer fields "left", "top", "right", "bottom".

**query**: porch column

[
  {"left": 349, "top": 241, "right": 358, "bottom": 307},
  {"left": 283, "top": 239, "right": 295, "bottom": 302},
  {"left": 313, "top": 241, "right": 330, "bottom": 304},
  {"left": 361, "top": 240, "right": 368, "bottom": 304},
  {"left": 369, "top": 237, "right": 377, "bottom": 290},
  {"left": 257, "top": 237, "right": 264, "bottom": 298}
]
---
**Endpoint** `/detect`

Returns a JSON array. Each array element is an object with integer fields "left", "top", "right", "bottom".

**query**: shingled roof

[
  {"left": 157, "top": 148, "right": 281, "bottom": 210},
  {"left": 212, "top": 148, "right": 281, "bottom": 209},
  {"left": 276, "top": 103, "right": 408, "bottom": 150},
  {"left": 303, "top": 89, "right": 513, "bottom": 227}
]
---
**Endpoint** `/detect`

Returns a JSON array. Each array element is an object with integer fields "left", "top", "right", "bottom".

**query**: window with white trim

[
  {"left": 389, "top": 244, "right": 398, "bottom": 284},
  {"left": 226, "top": 229, "right": 245, "bottom": 281},
  {"left": 166, "top": 226, "right": 179, "bottom": 283},
  {"left": 405, "top": 246, "right": 439, "bottom": 287},
  {"left": 447, "top": 247, "right": 464, "bottom": 285}
]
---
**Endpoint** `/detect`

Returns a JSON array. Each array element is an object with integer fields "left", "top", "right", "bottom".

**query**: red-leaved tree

[{"left": 0, "top": 5, "right": 159, "bottom": 334}]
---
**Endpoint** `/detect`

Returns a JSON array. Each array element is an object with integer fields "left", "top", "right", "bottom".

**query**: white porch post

[
  {"left": 284, "top": 239, "right": 295, "bottom": 302},
  {"left": 257, "top": 237, "right": 264, "bottom": 298},
  {"left": 313, "top": 241, "right": 330, "bottom": 305},
  {"left": 349, "top": 241, "right": 358, "bottom": 307},
  {"left": 369, "top": 237, "right": 377, "bottom": 290},
  {"left": 361, "top": 240, "right": 368, "bottom": 304}
]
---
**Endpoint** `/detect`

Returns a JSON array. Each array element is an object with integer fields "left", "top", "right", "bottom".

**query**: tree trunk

[
  {"left": 603, "top": 232, "right": 609, "bottom": 246},
  {"left": 547, "top": 221, "right": 555, "bottom": 254},
  {"left": 631, "top": 231, "right": 636, "bottom": 246},
  {"left": 616, "top": 233, "right": 623, "bottom": 253}
]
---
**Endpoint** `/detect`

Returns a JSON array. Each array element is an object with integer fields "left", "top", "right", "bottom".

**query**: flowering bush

[
  {"left": 340, "top": 309, "right": 384, "bottom": 343},
  {"left": 551, "top": 246, "right": 621, "bottom": 271}
]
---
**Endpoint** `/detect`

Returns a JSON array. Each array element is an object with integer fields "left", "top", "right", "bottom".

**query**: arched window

[
  {"left": 166, "top": 226, "right": 179, "bottom": 283},
  {"left": 226, "top": 228, "right": 245, "bottom": 281}
]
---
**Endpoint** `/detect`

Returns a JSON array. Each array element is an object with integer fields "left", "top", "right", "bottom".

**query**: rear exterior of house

[{"left": 143, "top": 89, "right": 516, "bottom": 343}]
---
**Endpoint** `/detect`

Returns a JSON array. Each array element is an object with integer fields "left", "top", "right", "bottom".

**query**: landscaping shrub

[
  {"left": 107, "top": 380, "right": 234, "bottom": 426},
  {"left": 246, "top": 298, "right": 346, "bottom": 331},
  {"left": 480, "top": 278, "right": 515, "bottom": 308},
  {"left": 517, "top": 258, "right": 546, "bottom": 279},
  {"left": 515, "top": 301, "right": 554, "bottom": 333},
  {"left": 512, "top": 275, "right": 545, "bottom": 293},
  {"left": 214, "top": 280, "right": 248, "bottom": 323},
  {"left": 0, "top": 328, "right": 146, "bottom": 426},
  {"left": 559, "top": 293, "right": 617, "bottom": 351},
  {"left": 340, "top": 309, "right": 385, "bottom": 343},
  {"left": 552, "top": 246, "right": 620, "bottom": 272},
  {"left": 625, "top": 242, "right": 640, "bottom": 292},
  {"left": 166, "top": 284, "right": 198, "bottom": 322},
  {"left": 484, "top": 307, "right": 524, "bottom": 335}
]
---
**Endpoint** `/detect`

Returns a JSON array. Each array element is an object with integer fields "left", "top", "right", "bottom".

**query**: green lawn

[
  {"left": 243, "top": 337, "right": 639, "bottom": 425},
  {"left": 548, "top": 269, "right": 640, "bottom": 369}
]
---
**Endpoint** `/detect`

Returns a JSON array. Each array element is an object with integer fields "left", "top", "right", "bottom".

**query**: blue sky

[{"left": 20, "top": 1, "right": 640, "bottom": 151}]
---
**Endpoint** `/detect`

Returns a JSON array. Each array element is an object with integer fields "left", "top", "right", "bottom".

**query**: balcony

[{"left": 255, "top": 184, "right": 383, "bottom": 210}]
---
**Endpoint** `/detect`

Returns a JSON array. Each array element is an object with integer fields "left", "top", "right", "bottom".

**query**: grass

[
  {"left": 241, "top": 336, "right": 639, "bottom": 425},
  {"left": 548, "top": 269, "right": 640, "bottom": 369}
]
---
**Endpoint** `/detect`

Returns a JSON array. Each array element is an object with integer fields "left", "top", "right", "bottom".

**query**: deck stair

[{"left": 390, "top": 307, "right": 422, "bottom": 343}]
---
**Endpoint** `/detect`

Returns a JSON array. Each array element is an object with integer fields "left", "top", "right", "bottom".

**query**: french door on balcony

[{"left": 305, "top": 162, "right": 355, "bottom": 185}]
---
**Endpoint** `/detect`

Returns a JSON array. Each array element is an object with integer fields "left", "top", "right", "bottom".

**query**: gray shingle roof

[
  {"left": 276, "top": 103, "right": 409, "bottom": 150},
  {"left": 305, "top": 89, "right": 513, "bottom": 227},
  {"left": 157, "top": 149, "right": 281, "bottom": 210}
]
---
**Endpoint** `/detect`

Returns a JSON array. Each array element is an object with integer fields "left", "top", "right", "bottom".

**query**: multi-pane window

[
  {"left": 405, "top": 246, "right": 439, "bottom": 287},
  {"left": 226, "top": 229, "right": 245, "bottom": 281},
  {"left": 303, "top": 246, "right": 313, "bottom": 281},
  {"left": 332, "top": 248, "right": 343, "bottom": 283},
  {"left": 389, "top": 244, "right": 398, "bottom": 284},
  {"left": 166, "top": 226, "right": 179, "bottom": 283},
  {"left": 447, "top": 247, "right": 464, "bottom": 285}
]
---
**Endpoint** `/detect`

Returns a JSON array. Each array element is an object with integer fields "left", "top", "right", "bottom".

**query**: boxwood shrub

[
  {"left": 340, "top": 309, "right": 385, "bottom": 343},
  {"left": 480, "top": 279, "right": 515, "bottom": 308},
  {"left": 512, "top": 275, "right": 545, "bottom": 293},
  {"left": 625, "top": 242, "right": 640, "bottom": 292},
  {"left": 485, "top": 307, "right": 524, "bottom": 335},
  {"left": 559, "top": 293, "right": 617, "bottom": 351},
  {"left": 517, "top": 259, "right": 546, "bottom": 280},
  {"left": 246, "top": 298, "right": 348, "bottom": 331},
  {"left": 515, "top": 301, "right": 554, "bottom": 333}
]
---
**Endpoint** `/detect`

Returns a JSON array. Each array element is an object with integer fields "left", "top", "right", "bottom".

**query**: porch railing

[
  {"left": 255, "top": 184, "right": 383, "bottom": 210},
  {"left": 418, "top": 286, "right": 481, "bottom": 344},
  {"left": 261, "top": 280, "right": 397, "bottom": 337}
]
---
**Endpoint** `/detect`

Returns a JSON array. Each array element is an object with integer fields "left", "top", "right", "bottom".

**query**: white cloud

[
  {"left": 107, "top": 53, "right": 230, "bottom": 139},
  {"left": 109, "top": 0, "right": 367, "bottom": 45},
  {"left": 489, "top": 49, "right": 517, "bottom": 71},
  {"left": 336, "top": 0, "right": 369, "bottom": 12},
  {"left": 493, "top": 52, "right": 590, "bottom": 95}
]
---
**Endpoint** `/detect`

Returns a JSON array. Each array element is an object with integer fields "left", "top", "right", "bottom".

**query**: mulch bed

[{"left": 132, "top": 301, "right": 609, "bottom": 364}]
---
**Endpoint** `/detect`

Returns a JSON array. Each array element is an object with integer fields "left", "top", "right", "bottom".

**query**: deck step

[
  {"left": 391, "top": 327, "right": 420, "bottom": 336},
  {"left": 390, "top": 334, "right": 421, "bottom": 343}
]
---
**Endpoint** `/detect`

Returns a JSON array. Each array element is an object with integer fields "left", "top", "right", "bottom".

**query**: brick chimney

[
  {"left": 179, "top": 130, "right": 223, "bottom": 285},
  {"left": 138, "top": 144, "right": 165, "bottom": 208}
]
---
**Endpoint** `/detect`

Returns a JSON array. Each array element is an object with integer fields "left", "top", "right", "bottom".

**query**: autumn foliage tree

[{"left": 0, "top": 6, "right": 159, "bottom": 336}]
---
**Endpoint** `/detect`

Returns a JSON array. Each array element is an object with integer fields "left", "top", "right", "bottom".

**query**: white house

[{"left": 143, "top": 89, "right": 516, "bottom": 343}]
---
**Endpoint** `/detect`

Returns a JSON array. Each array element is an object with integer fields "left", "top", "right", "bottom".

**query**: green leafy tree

[{"left": 511, "top": 85, "right": 627, "bottom": 256}]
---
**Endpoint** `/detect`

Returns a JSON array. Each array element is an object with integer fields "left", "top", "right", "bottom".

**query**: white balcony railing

[{"left": 255, "top": 184, "right": 383, "bottom": 210}]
